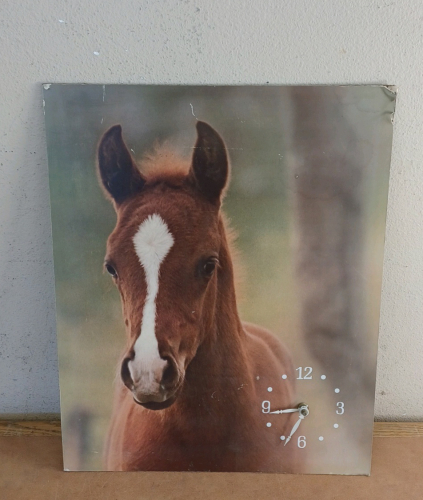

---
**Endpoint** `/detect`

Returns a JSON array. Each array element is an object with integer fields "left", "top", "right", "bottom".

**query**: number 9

[{"left": 262, "top": 400, "right": 270, "bottom": 413}]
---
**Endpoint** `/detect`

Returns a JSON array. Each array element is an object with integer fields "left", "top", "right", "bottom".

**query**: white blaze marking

[{"left": 130, "top": 214, "right": 174, "bottom": 394}]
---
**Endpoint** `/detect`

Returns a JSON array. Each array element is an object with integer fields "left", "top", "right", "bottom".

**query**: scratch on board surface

[{"left": 190, "top": 103, "right": 198, "bottom": 120}]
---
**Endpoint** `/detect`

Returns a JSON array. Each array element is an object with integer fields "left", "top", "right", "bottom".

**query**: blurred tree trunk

[
  {"left": 284, "top": 87, "right": 373, "bottom": 403},
  {"left": 64, "top": 408, "right": 92, "bottom": 470}
]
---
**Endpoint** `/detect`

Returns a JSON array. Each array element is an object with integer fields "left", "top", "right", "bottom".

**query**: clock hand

[
  {"left": 269, "top": 408, "right": 299, "bottom": 414},
  {"left": 269, "top": 402, "right": 310, "bottom": 416},
  {"left": 284, "top": 414, "right": 304, "bottom": 446},
  {"left": 283, "top": 404, "right": 309, "bottom": 447}
]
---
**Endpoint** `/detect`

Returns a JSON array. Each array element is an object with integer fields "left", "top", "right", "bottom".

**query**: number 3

[
  {"left": 336, "top": 402, "right": 345, "bottom": 415},
  {"left": 298, "top": 436, "right": 306, "bottom": 448}
]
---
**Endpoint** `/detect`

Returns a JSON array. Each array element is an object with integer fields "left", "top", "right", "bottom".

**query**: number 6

[{"left": 298, "top": 436, "right": 306, "bottom": 448}]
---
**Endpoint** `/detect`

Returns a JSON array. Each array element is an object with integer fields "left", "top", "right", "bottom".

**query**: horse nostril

[
  {"left": 121, "top": 357, "right": 134, "bottom": 389},
  {"left": 161, "top": 357, "right": 179, "bottom": 389}
]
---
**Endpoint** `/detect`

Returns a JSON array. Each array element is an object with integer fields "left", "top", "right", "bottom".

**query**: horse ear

[
  {"left": 97, "top": 125, "right": 145, "bottom": 205},
  {"left": 189, "top": 121, "right": 229, "bottom": 202}
]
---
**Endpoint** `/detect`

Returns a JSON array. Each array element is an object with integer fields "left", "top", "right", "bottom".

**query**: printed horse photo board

[{"left": 43, "top": 85, "right": 396, "bottom": 474}]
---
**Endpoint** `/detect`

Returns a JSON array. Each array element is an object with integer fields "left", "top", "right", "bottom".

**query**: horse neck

[{"left": 182, "top": 218, "right": 251, "bottom": 403}]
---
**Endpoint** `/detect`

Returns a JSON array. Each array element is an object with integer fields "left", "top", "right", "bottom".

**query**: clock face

[{"left": 259, "top": 365, "right": 356, "bottom": 474}]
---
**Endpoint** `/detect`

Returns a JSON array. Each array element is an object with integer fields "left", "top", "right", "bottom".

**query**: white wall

[{"left": 0, "top": 0, "right": 422, "bottom": 420}]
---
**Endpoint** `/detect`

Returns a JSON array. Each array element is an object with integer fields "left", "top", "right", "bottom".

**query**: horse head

[{"left": 97, "top": 121, "right": 230, "bottom": 410}]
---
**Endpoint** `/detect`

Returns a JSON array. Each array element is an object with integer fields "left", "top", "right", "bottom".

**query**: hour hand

[{"left": 269, "top": 408, "right": 299, "bottom": 414}]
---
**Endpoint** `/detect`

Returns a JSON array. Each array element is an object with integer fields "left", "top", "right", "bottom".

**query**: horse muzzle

[{"left": 121, "top": 353, "right": 182, "bottom": 410}]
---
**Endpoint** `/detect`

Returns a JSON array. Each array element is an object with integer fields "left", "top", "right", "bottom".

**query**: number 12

[{"left": 296, "top": 367, "right": 313, "bottom": 380}]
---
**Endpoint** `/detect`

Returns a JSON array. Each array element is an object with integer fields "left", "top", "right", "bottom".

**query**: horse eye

[
  {"left": 105, "top": 263, "right": 118, "bottom": 278},
  {"left": 203, "top": 258, "right": 218, "bottom": 277}
]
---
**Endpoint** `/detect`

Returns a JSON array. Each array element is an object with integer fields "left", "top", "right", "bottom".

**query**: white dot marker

[
  {"left": 335, "top": 388, "right": 340, "bottom": 393},
  {"left": 321, "top": 375, "right": 326, "bottom": 380},
  {"left": 282, "top": 374, "right": 287, "bottom": 380},
  {"left": 266, "top": 422, "right": 272, "bottom": 428},
  {"left": 319, "top": 436, "right": 324, "bottom": 441},
  {"left": 334, "top": 424, "right": 339, "bottom": 429},
  {"left": 256, "top": 376, "right": 260, "bottom": 380},
  {"left": 267, "top": 387, "right": 273, "bottom": 392},
  {"left": 280, "top": 435, "right": 286, "bottom": 441}
]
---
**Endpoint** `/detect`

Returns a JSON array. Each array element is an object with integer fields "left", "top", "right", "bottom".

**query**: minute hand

[{"left": 284, "top": 414, "right": 304, "bottom": 446}]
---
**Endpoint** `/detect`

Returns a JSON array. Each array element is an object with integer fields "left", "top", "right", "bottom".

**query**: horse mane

[
  {"left": 221, "top": 213, "right": 246, "bottom": 307},
  {"left": 138, "top": 141, "right": 190, "bottom": 180}
]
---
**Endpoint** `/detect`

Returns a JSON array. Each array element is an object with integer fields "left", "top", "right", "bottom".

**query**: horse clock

[{"left": 43, "top": 83, "right": 394, "bottom": 476}]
